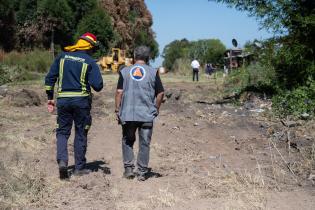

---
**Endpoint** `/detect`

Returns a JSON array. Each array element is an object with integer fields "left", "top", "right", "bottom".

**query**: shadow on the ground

[
  {"left": 147, "top": 168, "right": 162, "bottom": 179},
  {"left": 68, "top": 160, "right": 111, "bottom": 174}
]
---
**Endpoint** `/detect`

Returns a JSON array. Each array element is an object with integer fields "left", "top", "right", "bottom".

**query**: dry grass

[
  {"left": 0, "top": 158, "right": 49, "bottom": 208},
  {"left": 190, "top": 167, "right": 267, "bottom": 210},
  {"left": 0, "top": 102, "right": 53, "bottom": 209},
  {"left": 1, "top": 74, "right": 314, "bottom": 209},
  {"left": 149, "top": 187, "right": 180, "bottom": 208}
]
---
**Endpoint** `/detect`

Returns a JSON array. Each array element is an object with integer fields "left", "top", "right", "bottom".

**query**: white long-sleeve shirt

[{"left": 191, "top": 60, "right": 200, "bottom": 69}]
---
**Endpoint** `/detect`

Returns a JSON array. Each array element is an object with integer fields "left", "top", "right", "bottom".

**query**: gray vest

[{"left": 119, "top": 64, "right": 158, "bottom": 122}]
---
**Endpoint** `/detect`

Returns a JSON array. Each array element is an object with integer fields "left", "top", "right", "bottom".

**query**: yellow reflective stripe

[
  {"left": 57, "top": 91, "right": 89, "bottom": 98},
  {"left": 80, "top": 63, "right": 88, "bottom": 92},
  {"left": 45, "top": 85, "right": 53, "bottom": 91},
  {"left": 58, "top": 59, "right": 65, "bottom": 92}
]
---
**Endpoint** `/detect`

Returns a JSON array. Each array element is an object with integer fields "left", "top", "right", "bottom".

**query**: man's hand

[
  {"left": 115, "top": 89, "right": 123, "bottom": 124},
  {"left": 47, "top": 100, "right": 55, "bottom": 113},
  {"left": 156, "top": 92, "right": 164, "bottom": 114},
  {"left": 115, "top": 109, "right": 122, "bottom": 124}
]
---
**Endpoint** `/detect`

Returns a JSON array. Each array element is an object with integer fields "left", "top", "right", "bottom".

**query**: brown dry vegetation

[
  {"left": 100, "top": 0, "right": 155, "bottom": 51},
  {"left": 0, "top": 74, "right": 314, "bottom": 209}
]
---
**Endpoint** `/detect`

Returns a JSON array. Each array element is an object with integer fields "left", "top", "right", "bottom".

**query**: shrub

[
  {"left": 2, "top": 49, "right": 52, "bottom": 73},
  {"left": 224, "top": 63, "right": 277, "bottom": 95},
  {"left": 272, "top": 81, "right": 315, "bottom": 117},
  {"left": 76, "top": 8, "right": 115, "bottom": 57},
  {"left": 0, "top": 64, "right": 25, "bottom": 85},
  {"left": 172, "top": 58, "right": 191, "bottom": 76}
]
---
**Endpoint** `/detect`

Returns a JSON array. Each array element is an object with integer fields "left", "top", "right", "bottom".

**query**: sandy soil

[{"left": 1, "top": 77, "right": 315, "bottom": 209}]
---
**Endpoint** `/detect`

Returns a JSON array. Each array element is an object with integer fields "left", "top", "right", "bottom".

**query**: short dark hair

[{"left": 134, "top": 46, "right": 150, "bottom": 62}]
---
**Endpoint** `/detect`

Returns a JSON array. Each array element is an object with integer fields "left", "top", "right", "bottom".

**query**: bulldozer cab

[
  {"left": 112, "top": 48, "right": 120, "bottom": 62},
  {"left": 97, "top": 48, "right": 133, "bottom": 73}
]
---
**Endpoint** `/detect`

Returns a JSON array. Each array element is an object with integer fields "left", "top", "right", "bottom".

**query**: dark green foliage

[
  {"left": 134, "top": 28, "right": 159, "bottom": 60},
  {"left": 0, "top": 0, "right": 16, "bottom": 51},
  {"left": 37, "top": 0, "right": 75, "bottom": 47},
  {"left": 37, "top": 0, "right": 74, "bottom": 29},
  {"left": 224, "top": 63, "right": 277, "bottom": 96},
  {"left": 162, "top": 39, "right": 191, "bottom": 71},
  {"left": 212, "top": 0, "right": 315, "bottom": 117},
  {"left": 67, "top": 0, "right": 97, "bottom": 25},
  {"left": 0, "top": 0, "right": 158, "bottom": 57},
  {"left": 15, "top": 0, "right": 37, "bottom": 24},
  {"left": 271, "top": 39, "right": 315, "bottom": 89},
  {"left": 273, "top": 81, "right": 315, "bottom": 117},
  {"left": 76, "top": 8, "right": 115, "bottom": 56},
  {"left": 212, "top": 0, "right": 315, "bottom": 87}
]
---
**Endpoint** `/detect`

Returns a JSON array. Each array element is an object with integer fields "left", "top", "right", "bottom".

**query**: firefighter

[
  {"left": 45, "top": 32, "right": 103, "bottom": 179},
  {"left": 115, "top": 46, "right": 164, "bottom": 181}
]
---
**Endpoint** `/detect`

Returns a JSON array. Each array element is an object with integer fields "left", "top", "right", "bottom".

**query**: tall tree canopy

[
  {"left": 162, "top": 39, "right": 191, "bottom": 71},
  {"left": 0, "top": 0, "right": 16, "bottom": 51},
  {"left": 0, "top": 0, "right": 159, "bottom": 59},
  {"left": 211, "top": 0, "right": 315, "bottom": 88},
  {"left": 76, "top": 8, "right": 115, "bottom": 55}
]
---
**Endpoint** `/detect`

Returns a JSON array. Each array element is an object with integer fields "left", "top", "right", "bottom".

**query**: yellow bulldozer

[{"left": 98, "top": 48, "right": 133, "bottom": 73}]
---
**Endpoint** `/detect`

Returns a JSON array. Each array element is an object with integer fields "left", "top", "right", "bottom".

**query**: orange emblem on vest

[{"left": 133, "top": 68, "right": 143, "bottom": 77}]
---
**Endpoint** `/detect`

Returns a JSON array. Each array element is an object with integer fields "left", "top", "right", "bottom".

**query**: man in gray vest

[{"left": 115, "top": 46, "right": 164, "bottom": 181}]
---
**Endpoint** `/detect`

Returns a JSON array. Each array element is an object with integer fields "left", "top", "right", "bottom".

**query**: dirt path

[{"left": 1, "top": 79, "right": 315, "bottom": 209}]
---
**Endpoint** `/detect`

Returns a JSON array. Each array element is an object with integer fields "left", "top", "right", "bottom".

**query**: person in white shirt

[{"left": 191, "top": 59, "right": 200, "bottom": 82}]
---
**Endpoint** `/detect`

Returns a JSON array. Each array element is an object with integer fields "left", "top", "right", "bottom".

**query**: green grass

[
  {"left": 0, "top": 50, "right": 53, "bottom": 85},
  {"left": 2, "top": 49, "right": 53, "bottom": 73}
]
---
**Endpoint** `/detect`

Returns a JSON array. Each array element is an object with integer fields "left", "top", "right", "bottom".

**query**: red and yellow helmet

[{"left": 80, "top": 32, "right": 98, "bottom": 46}]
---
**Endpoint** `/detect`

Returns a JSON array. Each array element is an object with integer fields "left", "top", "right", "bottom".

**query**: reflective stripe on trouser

[
  {"left": 56, "top": 105, "right": 91, "bottom": 170},
  {"left": 121, "top": 122, "right": 153, "bottom": 174}
]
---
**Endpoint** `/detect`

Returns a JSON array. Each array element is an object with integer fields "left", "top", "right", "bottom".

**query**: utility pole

[{"left": 51, "top": 28, "right": 55, "bottom": 60}]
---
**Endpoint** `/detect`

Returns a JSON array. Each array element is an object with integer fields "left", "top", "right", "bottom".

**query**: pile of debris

[{"left": 1, "top": 88, "right": 41, "bottom": 107}]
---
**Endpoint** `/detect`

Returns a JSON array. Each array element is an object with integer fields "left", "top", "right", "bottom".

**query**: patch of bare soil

[
  {"left": 6, "top": 89, "right": 41, "bottom": 107},
  {"left": 1, "top": 81, "right": 315, "bottom": 209}
]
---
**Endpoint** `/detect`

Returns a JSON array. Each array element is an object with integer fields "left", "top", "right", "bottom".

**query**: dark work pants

[
  {"left": 56, "top": 103, "right": 91, "bottom": 170},
  {"left": 193, "top": 68, "right": 199, "bottom": 81},
  {"left": 122, "top": 122, "right": 153, "bottom": 175}
]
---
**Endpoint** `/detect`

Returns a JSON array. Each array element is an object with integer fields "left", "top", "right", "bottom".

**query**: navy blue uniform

[{"left": 45, "top": 51, "right": 103, "bottom": 170}]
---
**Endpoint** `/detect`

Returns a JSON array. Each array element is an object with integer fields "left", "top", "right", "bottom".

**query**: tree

[
  {"left": 0, "top": 0, "right": 16, "bottom": 51},
  {"left": 211, "top": 0, "right": 315, "bottom": 88},
  {"left": 188, "top": 39, "right": 226, "bottom": 65},
  {"left": 76, "top": 8, "right": 115, "bottom": 56},
  {"left": 162, "top": 39, "right": 190, "bottom": 71},
  {"left": 66, "top": 0, "right": 97, "bottom": 26},
  {"left": 37, "top": 0, "right": 75, "bottom": 48},
  {"left": 162, "top": 39, "right": 226, "bottom": 71},
  {"left": 134, "top": 28, "right": 159, "bottom": 60},
  {"left": 15, "top": 0, "right": 37, "bottom": 24}
]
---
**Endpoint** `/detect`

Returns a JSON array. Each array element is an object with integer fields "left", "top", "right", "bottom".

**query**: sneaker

[
  {"left": 123, "top": 167, "right": 135, "bottom": 179},
  {"left": 137, "top": 173, "right": 146, "bottom": 181},
  {"left": 73, "top": 168, "right": 91, "bottom": 176},
  {"left": 58, "top": 160, "right": 69, "bottom": 180}
]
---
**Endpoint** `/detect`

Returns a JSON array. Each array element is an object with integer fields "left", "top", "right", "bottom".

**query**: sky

[{"left": 144, "top": 0, "right": 273, "bottom": 67}]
